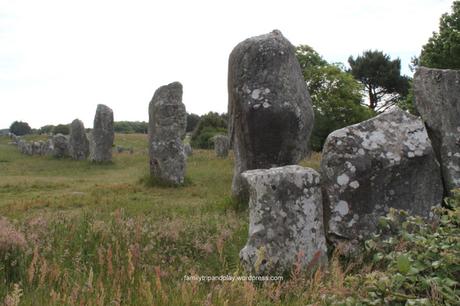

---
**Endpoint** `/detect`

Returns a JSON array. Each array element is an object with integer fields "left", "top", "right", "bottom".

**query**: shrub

[
  {"left": 348, "top": 194, "right": 460, "bottom": 304},
  {"left": 38, "top": 125, "right": 55, "bottom": 135},
  {"left": 191, "top": 112, "right": 227, "bottom": 149},
  {"left": 53, "top": 124, "right": 70, "bottom": 135}
]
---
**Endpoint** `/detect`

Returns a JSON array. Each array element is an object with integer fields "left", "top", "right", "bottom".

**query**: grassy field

[
  {"left": 1, "top": 134, "right": 458, "bottom": 305},
  {"left": 0, "top": 134, "right": 326, "bottom": 305}
]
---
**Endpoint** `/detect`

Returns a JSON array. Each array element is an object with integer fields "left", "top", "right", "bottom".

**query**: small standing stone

[
  {"left": 40, "top": 139, "right": 53, "bottom": 156},
  {"left": 148, "top": 82, "right": 187, "bottom": 185},
  {"left": 239, "top": 165, "right": 327, "bottom": 276},
  {"left": 32, "top": 142, "right": 42, "bottom": 155},
  {"left": 183, "top": 143, "right": 193, "bottom": 157},
  {"left": 228, "top": 30, "right": 315, "bottom": 202},
  {"left": 69, "top": 119, "right": 89, "bottom": 160},
  {"left": 52, "top": 134, "right": 69, "bottom": 158},
  {"left": 89, "top": 104, "right": 114, "bottom": 162},
  {"left": 213, "top": 135, "right": 229, "bottom": 158},
  {"left": 414, "top": 67, "right": 460, "bottom": 193}
]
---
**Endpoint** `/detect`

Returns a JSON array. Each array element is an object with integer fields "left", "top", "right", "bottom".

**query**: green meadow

[{"left": 0, "top": 134, "right": 458, "bottom": 305}]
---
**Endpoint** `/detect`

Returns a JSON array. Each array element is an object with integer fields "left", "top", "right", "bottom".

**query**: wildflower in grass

[
  {"left": 0, "top": 218, "right": 26, "bottom": 253},
  {"left": 3, "top": 283, "right": 22, "bottom": 306},
  {"left": 0, "top": 217, "right": 26, "bottom": 283}
]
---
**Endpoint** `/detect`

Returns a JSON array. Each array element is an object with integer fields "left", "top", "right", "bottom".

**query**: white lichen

[{"left": 337, "top": 174, "right": 350, "bottom": 186}]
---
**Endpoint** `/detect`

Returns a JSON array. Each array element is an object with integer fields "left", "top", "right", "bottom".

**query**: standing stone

[
  {"left": 69, "top": 119, "right": 89, "bottom": 160},
  {"left": 321, "top": 108, "right": 443, "bottom": 250},
  {"left": 228, "top": 30, "right": 314, "bottom": 202},
  {"left": 183, "top": 143, "right": 193, "bottom": 157},
  {"left": 40, "top": 139, "right": 53, "bottom": 156},
  {"left": 239, "top": 165, "right": 327, "bottom": 276},
  {"left": 52, "top": 134, "right": 69, "bottom": 158},
  {"left": 32, "top": 141, "right": 42, "bottom": 155},
  {"left": 213, "top": 135, "right": 229, "bottom": 158},
  {"left": 414, "top": 67, "right": 460, "bottom": 194},
  {"left": 17, "top": 140, "right": 29, "bottom": 155},
  {"left": 89, "top": 104, "right": 114, "bottom": 162},
  {"left": 11, "top": 134, "right": 19, "bottom": 145},
  {"left": 148, "top": 82, "right": 187, "bottom": 185},
  {"left": 24, "top": 142, "right": 32, "bottom": 155}
]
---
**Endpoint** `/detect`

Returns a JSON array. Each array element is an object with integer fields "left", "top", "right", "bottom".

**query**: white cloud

[{"left": 0, "top": 0, "right": 454, "bottom": 128}]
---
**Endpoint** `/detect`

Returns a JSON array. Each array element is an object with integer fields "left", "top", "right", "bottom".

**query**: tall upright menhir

[
  {"left": 228, "top": 30, "right": 315, "bottom": 202},
  {"left": 69, "top": 119, "right": 89, "bottom": 160},
  {"left": 148, "top": 82, "right": 187, "bottom": 185},
  {"left": 414, "top": 67, "right": 460, "bottom": 194},
  {"left": 89, "top": 104, "right": 114, "bottom": 162}
]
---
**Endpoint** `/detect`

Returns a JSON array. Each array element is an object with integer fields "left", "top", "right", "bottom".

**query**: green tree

[
  {"left": 39, "top": 125, "right": 55, "bottom": 134},
  {"left": 296, "top": 45, "right": 374, "bottom": 151},
  {"left": 9, "top": 121, "right": 32, "bottom": 136},
  {"left": 348, "top": 50, "right": 410, "bottom": 111},
  {"left": 53, "top": 124, "right": 70, "bottom": 135},
  {"left": 418, "top": 1, "right": 460, "bottom": 69},
  {"left": 397, "top": 79, "right": 418, "bottom": 115},
  {"left": 190, "top": 112, "right": 227, "bottom": 149},
  {"left": 186, "top": 113, "right": 201, "bottom": 133}
]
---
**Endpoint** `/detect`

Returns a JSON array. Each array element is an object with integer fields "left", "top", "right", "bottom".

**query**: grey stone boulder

[
  {"left": 69, "top": 119, "right": 89, "bottom": 160},
  {"left": 183, "top": 143, "right": 193, "bottom": 157},
  {"left": 212, "top": 135, "right": 229, "bottom": 158},
  {"left": 414, "top": 67, "right": 460, "bottom": 194},
  {"left": 52, "top": 134, "right": 69, "bottom": 158},
  {"left": 17, "top": 140, "right": 30, "bottom": 155},
  {"left": 148, "top": 82, "right": 187, "bottom": 185},
  {"left": 240, "top": 165, "right": 327, "bottom": 276},
  {"left": 228, "top": 30, "right": 314, "bottom": 202},
  {"left": 321, "top": 108, "right": 443, "bottom": 249},
  {"left": 89, "top": 104, "right": 114, "bottom": 162},
  {"left": 11, "top": 134, "right": 20, "bottom": 145},
  {"left": 40, "top": 139, "right": 53, "bottom": 156},
  {"left": 32, "top": 141, "right": 42, "bottom": 155}
]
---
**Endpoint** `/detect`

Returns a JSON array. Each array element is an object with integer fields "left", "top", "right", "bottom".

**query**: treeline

[{"left": 7, "top": 2, "right": 460, "bottom": 151}]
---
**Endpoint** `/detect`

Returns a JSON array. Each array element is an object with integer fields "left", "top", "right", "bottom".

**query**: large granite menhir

[
  {"left": 69, "top": 119, "right": 89, "bottom": 160},
  {"left": 89, "top": 104, "right": 114, "bottom": 162},
  {"left": 228, "top": 30, "right": 314, "bottom": 202},
  {"left": 148, "top": 82, "right": 187, "bottom": 185},
  {"left": 239, "top": 165, "right": 327, "bottom": 276},
  {"left": 321, "top": 108, "right": 443, "bottom": 250},
  {"left": 414, "top": 67, "right": 460, "bottom": 194}
]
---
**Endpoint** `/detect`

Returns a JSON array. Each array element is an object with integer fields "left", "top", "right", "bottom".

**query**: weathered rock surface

[
  {"left": 89, "top": 104, "right": 114, "bottom": 162},
  {"left": 240, "top": 165, "right": 327, "bottom": 275},
  {"left": 228, "top": 30, "right": 314, "bottom": 201},
  {"left": 69, "top": 119, "right": 89, "bottom": 160},
  {"left": 17, "top": 140, "right": 30, "bottom": 155},
  {"left": 31, "top": 141, "right": 41, "bottom": 155},
  {"left": 52, "top": 134, "right": 69, "bottom": 158},
  {"left": 11, "top": 134, "right": 20, "bottom": 145},
  {"left": 40, "top": 139, "right": 53, "bottom": 156},
  {"left": 321, "top": 108, "right": 443, "bottom": 248},
  {"left": 213, "top": 135, "right": 229, "bottom": 158},
  {"left": 414, "top": 67, "right": 460, "bottom": 193},
  {"left": 148, "top": 82, "right": 187, "bottom": 185}
]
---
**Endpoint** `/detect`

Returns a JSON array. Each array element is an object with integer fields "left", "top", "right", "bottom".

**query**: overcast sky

[{"left": 0, "top": 0, "right": 454, "bottom": 129}]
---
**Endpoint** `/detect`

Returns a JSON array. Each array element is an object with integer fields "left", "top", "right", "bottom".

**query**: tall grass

[{"left": 1, "top": 134, "right": 457, "bottom": 304}]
